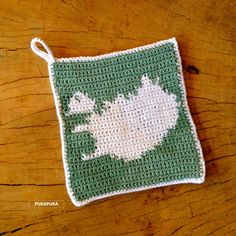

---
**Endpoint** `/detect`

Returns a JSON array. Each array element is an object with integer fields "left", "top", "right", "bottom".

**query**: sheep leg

[{"left": 72, "top": 124, "right": 89, "bottom": 133}]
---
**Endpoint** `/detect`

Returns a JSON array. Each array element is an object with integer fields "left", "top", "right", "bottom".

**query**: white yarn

[
  {"left": 69, "top": 75, "right": 180, "bottom": 161},
  {"left": 31, "top": 38, "right": 55, "bottom": 63}
]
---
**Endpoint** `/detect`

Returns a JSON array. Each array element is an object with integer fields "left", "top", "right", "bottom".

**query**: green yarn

[{"left": 50, "top": 40, "right": 204, "bottom": 204}]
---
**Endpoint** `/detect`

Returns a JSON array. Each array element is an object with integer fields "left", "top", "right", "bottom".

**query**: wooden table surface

[{"left": 0, "top": 0, "right": 235, "bottom": 235}]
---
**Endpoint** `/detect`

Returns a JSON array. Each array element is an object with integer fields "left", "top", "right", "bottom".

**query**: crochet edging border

[{"left": 46, "top": 37, "right": 205, "bottom": 207}]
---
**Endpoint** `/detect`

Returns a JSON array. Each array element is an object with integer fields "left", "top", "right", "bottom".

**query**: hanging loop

[{"left": 31, "top": 38, "right": 55, "bottom": 63}]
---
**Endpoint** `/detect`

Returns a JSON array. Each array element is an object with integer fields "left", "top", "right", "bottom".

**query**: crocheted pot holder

[{"left": 31, "top": 37, "right": 205, "bottom": 207}]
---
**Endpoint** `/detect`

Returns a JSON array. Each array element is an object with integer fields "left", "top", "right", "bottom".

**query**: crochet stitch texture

[{"left": 31, "top": 37, "right": 205, "bottom": 207}]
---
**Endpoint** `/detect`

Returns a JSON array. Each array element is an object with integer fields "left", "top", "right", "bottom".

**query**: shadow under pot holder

[{"left": 30, "top": 37, "right": 205, "bottom": 207}]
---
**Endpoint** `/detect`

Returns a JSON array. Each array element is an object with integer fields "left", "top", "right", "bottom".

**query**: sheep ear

[
  {"left": 73, "top": 91, "right": 92, "bottom": 104},
  {"left": 141, "top": 74, "right": 152, "bottom": 86},
  {"left": 81, "top": 93, "right": 96, "bottom": 106},
  {"left": 69, "top": 91, "right": 95, "bottom": 114}
]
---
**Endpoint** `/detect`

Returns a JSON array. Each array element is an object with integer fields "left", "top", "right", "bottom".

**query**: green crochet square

[{"left": 47, "top": 38, "right": 205, "bottom": 206}]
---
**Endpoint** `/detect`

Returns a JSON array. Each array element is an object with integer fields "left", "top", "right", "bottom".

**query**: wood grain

[{"left": 0, "top": 0, "right": 235, "bottom": 235}]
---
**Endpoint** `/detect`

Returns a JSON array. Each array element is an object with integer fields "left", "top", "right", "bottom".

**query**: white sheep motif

[{"left": 68, "top": 75, "right": 180, "bottom": 162}]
